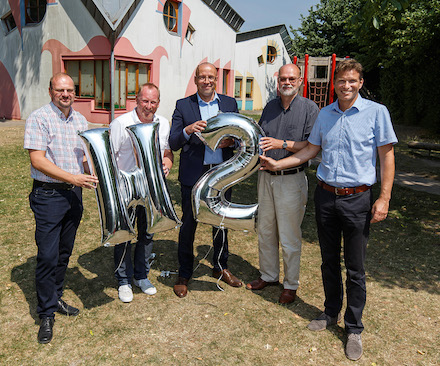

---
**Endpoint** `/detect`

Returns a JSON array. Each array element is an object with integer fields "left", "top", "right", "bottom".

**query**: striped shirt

[
  {"left": 24, "top": 102, "right": 88, "bottom": 183},
  {"left": 308, "top": 95, "right": 398, "bottom": 187}
]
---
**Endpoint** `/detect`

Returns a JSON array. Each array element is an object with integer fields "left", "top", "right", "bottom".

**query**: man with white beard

[{"left": 246, "top": 64, "right": 319, "bottom": 304}]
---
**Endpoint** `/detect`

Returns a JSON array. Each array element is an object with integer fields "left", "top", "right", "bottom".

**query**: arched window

[
  {"left": 163, "top": 1, "right": 178, "bottom": 33},
  {"left": 25, "top": 0, "right": 47, "bottom": 25},
  {"left": 267, "top": 46, "right": 277, "bottom": 64}
]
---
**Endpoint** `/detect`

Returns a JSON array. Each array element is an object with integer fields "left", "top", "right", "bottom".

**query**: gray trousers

[{"left": 257, "top": 170, "right": 308, "bottom": 290}]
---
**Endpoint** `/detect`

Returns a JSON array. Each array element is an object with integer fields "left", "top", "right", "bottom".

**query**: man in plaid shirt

[{"left": 24, "top": 73, "right": 98, "bottom": 344}]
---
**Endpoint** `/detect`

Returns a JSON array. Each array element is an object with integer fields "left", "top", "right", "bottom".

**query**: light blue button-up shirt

[
  {"left": 183, "top": 92, "right": 223, "bottom": 164},
  {"left": 308, "top": 95, "right": 398, "bottom": 187}
]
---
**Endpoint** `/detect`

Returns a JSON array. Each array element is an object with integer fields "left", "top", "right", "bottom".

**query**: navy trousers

[
  {"left": 178, "top": 184, "right": 230, "bottom": 279},
  {"left": 114, "top": 206, "right": 153, "bottom": 285},
  {"left": 314, "top": 184, "right": 372, "bottom": 334},
  {"left": 29, "top": 185, "right": 83, "bottom": 319}
]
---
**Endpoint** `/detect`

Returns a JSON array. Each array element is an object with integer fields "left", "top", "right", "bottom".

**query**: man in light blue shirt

[{"left": 260, "top": 59, "right": 397, "bottom": 361}]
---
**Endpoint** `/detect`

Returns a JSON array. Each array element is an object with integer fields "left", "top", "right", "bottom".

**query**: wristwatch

[{"left": 282, "top": 140, "right": 288, "bottom": 149}]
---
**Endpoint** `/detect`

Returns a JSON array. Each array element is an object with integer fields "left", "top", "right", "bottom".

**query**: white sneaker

[
  {"left": 118, "top": 284, "right": 133, "bottom": 303},
  {"left": 133, "top": 278, "right": 157, "bottom": 295}
]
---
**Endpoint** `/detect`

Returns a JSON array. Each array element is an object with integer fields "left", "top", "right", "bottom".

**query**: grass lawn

[{"left": 0, "top": 123, "right": 439, "bottom": 365}]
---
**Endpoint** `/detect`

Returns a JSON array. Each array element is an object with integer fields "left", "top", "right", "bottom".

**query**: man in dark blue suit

[{"left": 169, "top": 62, "right": 242, "bottom": 298}]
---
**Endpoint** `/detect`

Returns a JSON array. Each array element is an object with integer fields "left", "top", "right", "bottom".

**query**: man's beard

[{"left": 280, "top": 85, "right": 299, "bottom": 97}]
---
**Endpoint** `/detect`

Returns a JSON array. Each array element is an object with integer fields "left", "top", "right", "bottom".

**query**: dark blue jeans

[
  {"left": 177, "top": 184, "right": 230, "bottom": 279},
  {"left": 114, "top": 206, "right": 153, "bottom": 286},
  {"left": 29, "top": 186, "right": 83, "bottom": 319},
  {"left": 314, "top": 185, "right": 372, "bottom": 334}
]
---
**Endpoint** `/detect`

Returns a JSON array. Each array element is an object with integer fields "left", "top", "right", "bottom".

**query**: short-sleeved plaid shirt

[{"left": 24, "top": 102, "right": 89, "bottom": 183}]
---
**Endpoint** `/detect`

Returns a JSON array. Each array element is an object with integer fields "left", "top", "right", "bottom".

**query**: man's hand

[
  {"left": 71, "top": 174, "right": 99, "bottom": 189},
  {"left": 29, "top": 149, "right": 98, "bottom": 189},
  {"left": 370, "top": 197, "right": 389, "bottom": 223},
  {"left": 372, "top": 143, "right": 395, "bottom": 224},
  {"left": 163, "top": 163, "right": 170, "bottom": 177},
  {"left": 185, "top": 120, "right": 207, "bottom": 135},
  {"left": 218, "top": 137, "right": 235, "bottom": 149},
  {"left": 260, "top": 137, "right": 283, "bottom": 152},
  {"left": 259, "top": 155, "right": 281, "bottom": 171}
]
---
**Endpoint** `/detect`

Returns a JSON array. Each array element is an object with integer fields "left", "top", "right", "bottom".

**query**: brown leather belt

[
  {"left": 33, "top": 180, "right": 75, "bottom": 190},
  {"left": 318, "top": 180, "right": 371, "bottom": 196},
  {"left": 267, "top": 166, "right": 304, "bottom": 176}
]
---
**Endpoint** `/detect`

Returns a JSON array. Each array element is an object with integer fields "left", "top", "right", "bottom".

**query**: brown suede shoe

[
  {"left": 246, "top": 277, "right": 279, "bottom": 290},
  {"left": 173, "top": 277, "right": 189, "bottom": 298},
  {"left": 212, "top": 269, "right": 242, "bottom": 287},
  {"left": 279, "top": 289, "right": 297, "bottom": 304}
]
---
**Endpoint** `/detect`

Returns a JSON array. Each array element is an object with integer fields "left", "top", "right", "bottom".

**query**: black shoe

[
  {"left": 57, "top": 299, "right": 80, "bottom": 316},
  {"left": 38, "top": 317, "right": 54, "bottom": 344}
]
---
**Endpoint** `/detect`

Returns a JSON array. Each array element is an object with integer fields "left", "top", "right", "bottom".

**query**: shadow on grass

[
  {"left": 366, "top": 184, "right": 440, "bottom": 294},
  {"left": 72, "top": 246, "right": 115, "bottom": 309},
  {"left": 152, "top": 240, "right": 258, "bottom": 293},
  {"left": 11, "top": 256, "right": 38, "bottom": 322},
  {"left": 10, "top": 247, "right": 115, "bottom": 321}
]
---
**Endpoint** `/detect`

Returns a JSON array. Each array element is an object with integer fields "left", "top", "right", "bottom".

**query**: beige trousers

[{"left": 257, "top": 170, "right": 308, "bottom": 290}]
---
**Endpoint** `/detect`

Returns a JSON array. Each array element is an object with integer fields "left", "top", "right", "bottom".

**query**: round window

[{"left": 163, "top": 1, "right": 178, "bottom": 32}]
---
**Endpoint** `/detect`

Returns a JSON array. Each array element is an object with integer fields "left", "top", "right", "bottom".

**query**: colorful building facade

[
  {"left": 234, "top": 25, "right": 293, "bottom": 111},
  {"left": 1, "top": 1, "right": 293, "bottom": 122}
]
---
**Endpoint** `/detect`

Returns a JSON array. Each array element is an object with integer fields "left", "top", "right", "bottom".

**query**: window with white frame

[
  {"left": 186, "top": 23, "right": 195, "bottom": 43},
  {"left": 1, "top": 12, "right": 16, "bottom": 33}
]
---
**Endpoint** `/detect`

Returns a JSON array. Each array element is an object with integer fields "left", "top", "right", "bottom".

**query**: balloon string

[
  {"left": 214, "top": 229, "right": 225, "bottom": 292},
  {"left": 114, "top": 241, "right": 129, "bottom": 274},
  {"left": 192, "top": 200, "right": 230, "bottom": 292},
  {"left": 193, "top": 245, "right": 213, "bottom": 273},
  {"left": 213, "top": 201, "right": 230, "bottom": 292}
]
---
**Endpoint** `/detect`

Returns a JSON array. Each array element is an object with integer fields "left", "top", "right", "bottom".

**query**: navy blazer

[{"left": 169, "top": 93, "right": 239, "bottom": 186}]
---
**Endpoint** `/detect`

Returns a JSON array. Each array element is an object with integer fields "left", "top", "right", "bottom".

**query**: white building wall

[
  {"left": 235, "top": 32, "right": 291, "bottom": 110},
  {"left": 120, "top": 0, "right": 236, "bottom": 120}
]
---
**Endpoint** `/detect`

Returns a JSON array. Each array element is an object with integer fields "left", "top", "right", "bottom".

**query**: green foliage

[
  {"left": 351, "top": 0, "right": 413, "bottom": 30},
  {"left": 290, "top": 0, "right": 361, "bottom": 57},
  {"left": 353, "top": 0, "right": 440, "bottom": 130},
  {"left": 290, "top": 0, "right": 440, "bottom": 131}
]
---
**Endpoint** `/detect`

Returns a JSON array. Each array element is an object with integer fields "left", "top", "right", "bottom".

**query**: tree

[
  {"left": 289, "top": 0, "right": 361, "bottom": 57},
  {"left": 351, "top": 0, "right": 440, "bottom": 129}
]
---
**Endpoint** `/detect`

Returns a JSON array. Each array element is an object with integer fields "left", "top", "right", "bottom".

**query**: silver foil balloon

[
  {"left": 80, "top": 128, "right": 136, "bottom": 245},
  {"left": 192, "top": 112, "right": 265, "bottom": 232},
  {"left": 80, "top": 123, "right": 181, "bottom": 246},
  {"left": 126, "top": 123, "right": 181, "bottom": 233}
]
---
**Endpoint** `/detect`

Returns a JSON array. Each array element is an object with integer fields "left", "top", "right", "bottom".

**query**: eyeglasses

[
  {"left": 279, "top": 77, "right": 300, "bottom": 83},
  {"left": 51, "top": 88, "right": 75, "bottom": 94},
  {"left": 196, "top": 75, "right": 217, "bottom": 82}
]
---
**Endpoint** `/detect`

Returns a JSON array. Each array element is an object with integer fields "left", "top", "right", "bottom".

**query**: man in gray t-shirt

[{"left": 246, "top": 64, "right": 319, "bottom": 304}]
